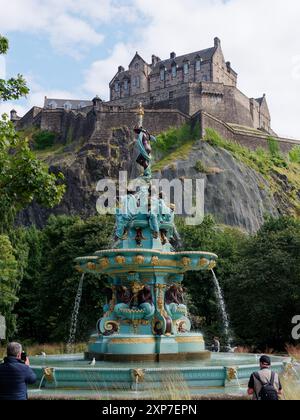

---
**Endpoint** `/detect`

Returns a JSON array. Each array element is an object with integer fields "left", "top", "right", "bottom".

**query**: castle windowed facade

[
  {"left": 184, "top": 62, "right": 189, "bottom": 75},
  {"left": 133, "top": 76, "right": 140, "bottom": 88},
  {"left": 172, "top": 65, "right": 177, "bottom": 78}
]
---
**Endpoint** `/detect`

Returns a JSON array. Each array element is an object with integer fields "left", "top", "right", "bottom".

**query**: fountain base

[{"left": 85, "top": 333, "right": 210, "bottom": 362}]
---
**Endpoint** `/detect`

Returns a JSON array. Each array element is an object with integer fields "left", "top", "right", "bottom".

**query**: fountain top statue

[
  {"left": 75, "top": 105, "right": 218, "bottom": 362},
  {"left": 134, "top": 103, "right": 157, "bottom": 180}
]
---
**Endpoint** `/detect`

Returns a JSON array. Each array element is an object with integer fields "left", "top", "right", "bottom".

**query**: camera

[{"left": 21, "top": 351, "right": 27, "bottom": 362}]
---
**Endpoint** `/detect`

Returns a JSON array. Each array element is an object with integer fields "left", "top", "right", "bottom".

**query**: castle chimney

[
  {"left": 152, "top": 55, "right": 161, "bottom": 66},
  {"left": 118, "top": 66, "right": 125, "bottom": 73},
  {"left": 214, "top": 37, "right": 221, "bottom": 48},
  {"left": 170, "top": 52, "right": 176, "bottom": 59},
  {"left": 10, "top": 109, "right": 18, "bottom": 122}
]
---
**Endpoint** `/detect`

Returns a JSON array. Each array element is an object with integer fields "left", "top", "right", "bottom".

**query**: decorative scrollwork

[{"left": 103, "top": 320, "right": 120, "bottom": 336}]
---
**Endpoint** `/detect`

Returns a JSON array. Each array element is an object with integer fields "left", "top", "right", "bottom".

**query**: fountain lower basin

[{"left": 29, "top": 353, "right": 290, "bottom": 399}]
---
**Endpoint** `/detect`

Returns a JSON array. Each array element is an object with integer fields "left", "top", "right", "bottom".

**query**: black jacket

[{"left": 0, "top": 357, "right": 37, "bottom": 400}]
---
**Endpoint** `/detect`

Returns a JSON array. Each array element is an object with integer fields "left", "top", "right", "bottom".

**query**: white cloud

[
  {"left": 83, "top": 0, "right": 300, "bottom": 138},
  {"left": 84, "top": 43, "right": 134, "bottom": 98},
  {"left": 0, "top": 0, "right": 134, "bottom": 57}
]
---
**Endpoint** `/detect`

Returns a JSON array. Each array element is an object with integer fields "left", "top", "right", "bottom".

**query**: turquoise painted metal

[
  {"left": 75, "top": 113, "right": 217, "bottom": 361},
  {"left": 29, "top": 354, "right": 290, "bottom": 397}
]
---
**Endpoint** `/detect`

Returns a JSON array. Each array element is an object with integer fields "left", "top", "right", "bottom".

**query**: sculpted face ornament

[
  {"left": 181, "top": 257, "right": 191, "bottom": 267},
  {"left": 115, "top": 255, "right": 126, "bottom": 265},
  {"left": 226, "top": 367, "right": 238, "bottom": 382},
  {"left": 199, "top": 258, "right": 209, "bottom": 267},
  {"left": 131, "top": 281, "right": 144, "bottom": 295},
  {"left": 75, "top": 265, "right": 83, "bottom": 273},
  {"left": 99, "top": 257, "right": 110, "bottom": 269},
  {"left": 134, "top": 255, "right": 145, "bottom": 265},
  {"left": 208, "top": 260, "right": 217, "bottom": 270},
  {"left": 87, "top": 262, "right": 97, "bottom": 271},
  {"left": 151, "top": 256, "right": 160, "bottom": 266}
]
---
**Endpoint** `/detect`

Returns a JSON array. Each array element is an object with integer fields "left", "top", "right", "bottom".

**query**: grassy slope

[{"left": 152, "top": 126, "right": 300, "bottom": 217}]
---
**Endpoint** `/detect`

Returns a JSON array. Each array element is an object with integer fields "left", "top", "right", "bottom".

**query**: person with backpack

[{"left": 248, "top": 355, "right": 283, "bottom": 400}]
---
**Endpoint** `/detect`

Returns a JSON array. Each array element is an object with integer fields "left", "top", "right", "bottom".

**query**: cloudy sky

[{"left": 0, "top": 0, "right": 299, "bottom": 138}]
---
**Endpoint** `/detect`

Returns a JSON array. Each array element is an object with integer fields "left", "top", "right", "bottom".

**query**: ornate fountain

[
  {"left": 29, "top": 105, "right": 289, "bottom": 397},
  {"left": 75, "top": 104, "right": 217, "bottom": 362}
]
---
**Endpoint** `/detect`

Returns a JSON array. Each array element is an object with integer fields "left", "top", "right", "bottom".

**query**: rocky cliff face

[
  {"left": 18, "top": 131, "right": 286, "bottom": 233},
  {"left": 155, "top": 142, "right": 279, "bottom": 233}
]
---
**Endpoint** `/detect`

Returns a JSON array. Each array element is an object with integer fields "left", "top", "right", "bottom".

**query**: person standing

[
  {"left": 211, "top": 337, "right": 221, "bottom": 353},
  {"left": 248, "top": 355, "right": 282, "bottom": 400},
  {"left": 0, "top": 342, "right": 37, "bottom": 400}
]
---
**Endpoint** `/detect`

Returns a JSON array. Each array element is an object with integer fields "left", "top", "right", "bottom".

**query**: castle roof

[
  {"left": 44, "top": 98, "right": 93, "bottom": 110},
  {"left": 150, "top": 47, "right": 216, "bottom": 74},
  {"left": 128, "top": 52, "right": 149, "bottom": 68},
  {"left": 110, "top": 70, "right": 131, "bottom": 86}
]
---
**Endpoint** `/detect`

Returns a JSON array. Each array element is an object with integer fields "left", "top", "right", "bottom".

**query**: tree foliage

[
  {"left": 15, "top": 215, "right": 115, "bottom": 343},
  {"left": 10, "top": 215, "right": 300, "bottom": 350},
  {"left": 0, "top": 235, "right": 19, "bottom": 338},
  {"left": 227, "top": 217, "right": 300, "bottom": 350},
  {"left": 0, "top": 35, "right": 29, "bottom": 101},
  {"left": 0, "top": 115, "right": 65, "bottom": 232}
]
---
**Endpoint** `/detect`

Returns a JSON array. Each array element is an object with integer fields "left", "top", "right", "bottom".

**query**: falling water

[
  {"left": 211, "top": 269, "right": 232, "bottom": 348},
  {"left": 67, "top": 274, "right": 85, "bottom": 354}
]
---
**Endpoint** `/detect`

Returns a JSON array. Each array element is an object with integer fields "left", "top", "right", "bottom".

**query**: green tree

[
  {"left": 0, "top": 115, "right": 65, "bottom": 231},
  {"left": 227, "top": 217, "right": 300, "bottom": 350},
  {"left": 0, "top": 35, "right": 29, "bottom": 101},
  {"left": 178, "top": 216, "right": 247, "bottom": 344},
  {"left": 0, "top": 235, "right": 19, "bottom": 338},
  {"left": 0, "top": 36, "right": 65, "bottom": 232},
  {"left": 16, "top": 215, "right": 115, "bottom": 343}
]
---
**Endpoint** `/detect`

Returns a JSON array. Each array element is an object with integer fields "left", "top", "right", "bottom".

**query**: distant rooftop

[{"left": 44, "top": 97, "right": 93, "bottom": 110}]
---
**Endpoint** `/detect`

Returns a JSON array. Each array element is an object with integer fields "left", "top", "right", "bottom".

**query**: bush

[
  {"left": 289, "top": 146, "right": 300, "bottom": 164},
  {"left": 33, "top": 131, "right": 56, "bottom": 150},
  {"left": 154, "top": 122, "right": 200, "bottom": 155}
]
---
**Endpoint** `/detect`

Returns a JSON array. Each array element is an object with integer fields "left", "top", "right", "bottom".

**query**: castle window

[
  {"left": 115, "top": 81, "right": 120, "bottom": 92},
  {"left": 169, "top": 91, "right": 174, "bottom": 100},
  {"left": 172, "top": 64, "right": 177, "bottom": 78},
  {"left": 48, "top": 101, "right": 57, "bottom": 109},
  {"left": 133, "top": 76, "right": 140, "bottom": 88},
  {"left": 64, "top": 102, "right": 72, "bottom": 110},
  {"left": 183, "top": 62, "right": 189, "bottom": 75},
  {"left": 135, "top": 63, "right": 139, "bottom": 70},
  {"left": 124, "top": 80, "right": 129, "bottom": 90},
  {"left": 196, "top": 59, "right": 201, "bottom": 72}
]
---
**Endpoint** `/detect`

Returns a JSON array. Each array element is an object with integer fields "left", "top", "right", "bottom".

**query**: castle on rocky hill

[{"left": 11, "top": 37, "right": 299, "bottom": 152}]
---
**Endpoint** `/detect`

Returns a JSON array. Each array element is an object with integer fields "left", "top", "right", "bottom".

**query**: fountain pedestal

[{"left": 76, "top": 227, "right": 217, "bottom": 361}]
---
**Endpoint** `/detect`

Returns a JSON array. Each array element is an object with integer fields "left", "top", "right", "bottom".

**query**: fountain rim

[
  {"left": 30, "top": 353, "right": 290, "bottom": 372},
  {"left": 75, "top": 249, "right": 218, "bottom": 260}
]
